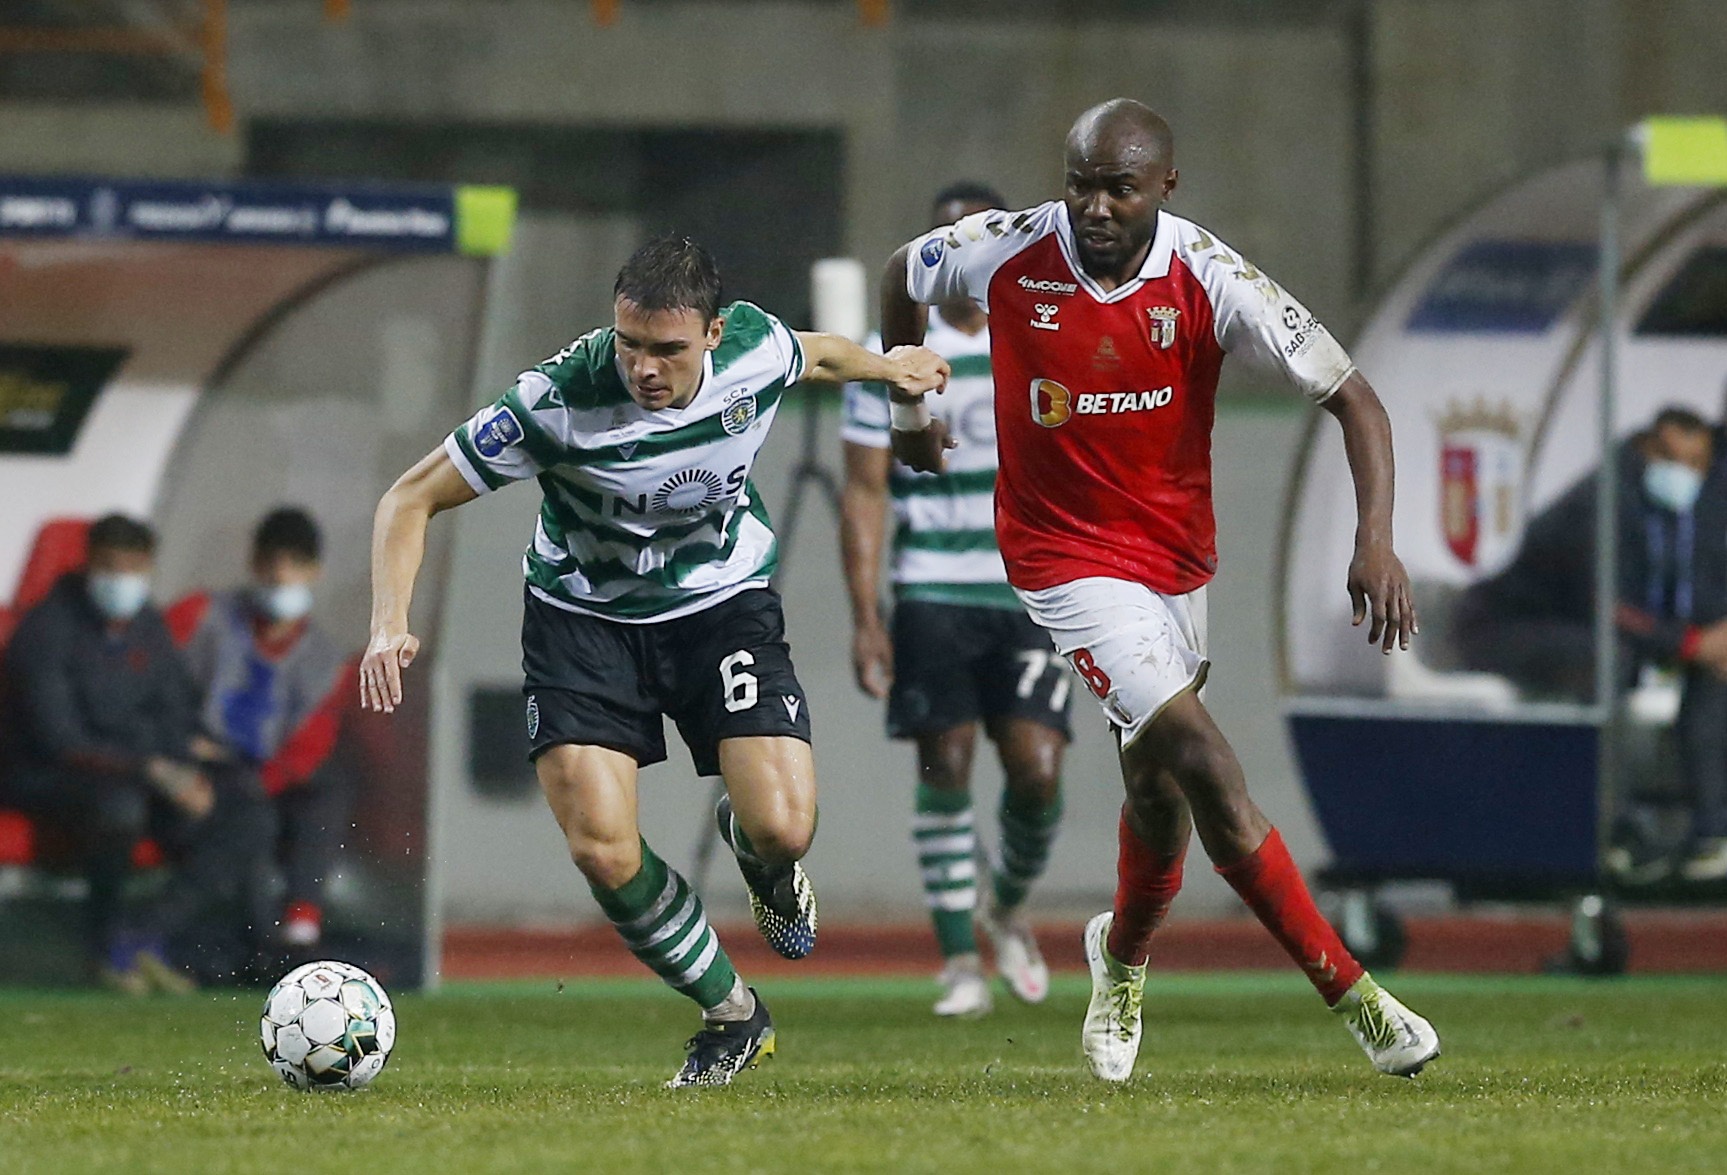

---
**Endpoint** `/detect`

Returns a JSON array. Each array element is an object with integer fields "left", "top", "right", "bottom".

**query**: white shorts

[{"left": 1013, "top": 577, "right": 1208, "bottom": 749}]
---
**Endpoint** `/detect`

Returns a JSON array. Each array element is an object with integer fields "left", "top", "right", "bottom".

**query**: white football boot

[
  {"left": 1333, "top": 973, "right": 1441, "bottom": 1077},
  {"left": 933, "top": 954, "right": 993, "bottom": 1017},
  {"left": 981, "top": 906, "right": 1050, "bottom": 1004},
  {"left": 1081, "top": 912, "right": 1145, "bottom": 1082}
]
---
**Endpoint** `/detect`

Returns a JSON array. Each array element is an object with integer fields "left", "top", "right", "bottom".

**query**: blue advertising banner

[
  {"left": 0, "top": 176, "right": 515, "bottom": 256},
  {"left": 1407, "top": 240, "right": 1598, "bottom": 334}
]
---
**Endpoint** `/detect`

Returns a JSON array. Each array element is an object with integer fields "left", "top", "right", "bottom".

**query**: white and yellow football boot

[
  {"left": 1333, "top": 973, "right": 1441, "bottom": 1077},
  {"left": 1081, "top": 911, "right": 1145, "bottom": 1082}
]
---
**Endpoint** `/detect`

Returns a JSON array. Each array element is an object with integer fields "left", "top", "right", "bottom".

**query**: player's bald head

[
  {"left": 1062, "top": 100, "right": 1178, "bottom": 281},
  {"left": 1065, "top": 99, "right": 1175, "bottom": 173}
]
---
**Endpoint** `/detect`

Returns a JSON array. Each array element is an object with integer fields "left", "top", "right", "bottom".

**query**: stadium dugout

[
  {"left": 1280, "top": 119, "right": 1727, "bottom": 968},
  {"left": 0, "top": 175, "right": 515, "bottom": 987}
]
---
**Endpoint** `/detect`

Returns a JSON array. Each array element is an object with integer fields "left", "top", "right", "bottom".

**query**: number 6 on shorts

[{"left": 720, "top": 650, "right": 759, "bottom": 712}]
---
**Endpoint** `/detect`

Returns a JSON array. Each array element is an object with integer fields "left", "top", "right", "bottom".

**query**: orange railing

[
  {"left": 0, "top": 0, "right": 891, "bottom": 133},
  {"left": 0, "top": 1, "right": 348, "bottom": 134}
]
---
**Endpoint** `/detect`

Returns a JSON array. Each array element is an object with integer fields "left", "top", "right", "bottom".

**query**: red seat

[
  {"left": 1, "top": 517, "right": 163, "bottom": 872},
  {"left": 0, "top": 809, "right": 33, "bottom": 867},
  {"left": 13, "top": 519, "right": 91, "bottom": 612}
]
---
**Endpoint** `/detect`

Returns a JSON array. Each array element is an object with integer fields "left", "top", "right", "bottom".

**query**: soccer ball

[{"left": 260, "top": 960, "right": 396, "bottom": 1091}]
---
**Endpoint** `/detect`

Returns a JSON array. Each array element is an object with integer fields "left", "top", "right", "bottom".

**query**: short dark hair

[
  {"left": 253, "top": 507, "right": 322, "bottom": 562},
  {"left": 614, "top": 235, "right": 723, "bottom": 323},
  {"left": 1654, "top": 406, "right": 1710, "bottom": 435},
  {"left": 87, "top": 513, "right": 155, "bottom": 555},
  {"left": 932, "top": 181, "right": 1007, "bottom": 214}
]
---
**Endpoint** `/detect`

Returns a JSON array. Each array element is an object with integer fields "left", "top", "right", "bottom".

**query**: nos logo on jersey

[
  {"left": 1031, "top": 378, "right": 1072, "bottom": 428},
  {"left": 474, "top": 406, "right": 524, "bottom": 458},
  {"left": 721, "top": 393, "right": 757, "bottom": 436}
]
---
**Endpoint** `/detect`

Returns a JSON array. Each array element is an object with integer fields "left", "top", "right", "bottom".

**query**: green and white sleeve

[{"left": 444, "top": 378, "right": 548, "bottom": 494}]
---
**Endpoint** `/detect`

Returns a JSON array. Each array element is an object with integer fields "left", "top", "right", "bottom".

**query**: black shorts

[
  {"left": 886, "top": 598, "right": 1074, "bottom": 741},
  {"left": 520, "top": 585, "right": 812, "bottom": 776}
]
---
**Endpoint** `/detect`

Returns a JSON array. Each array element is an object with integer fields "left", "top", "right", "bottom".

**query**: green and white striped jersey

[
  {"left": 445, "top": 301, "right": 804, "bottom": 623},
  {"left": 840, "top": 307, "right": 1016, "bottom": 610}
]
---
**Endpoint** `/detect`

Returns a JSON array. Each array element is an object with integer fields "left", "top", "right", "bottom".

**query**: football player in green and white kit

[
  {"left": 360, "top": 236, "right": 949, "bottom": 1087},
  {"left": 842, "top": 184, "right": 1072, "bottom": 1018}
]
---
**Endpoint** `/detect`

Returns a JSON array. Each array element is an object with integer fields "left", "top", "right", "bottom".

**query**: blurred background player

[
  {"left": 167, "top": 507, "right": 352, "bottom": 953},
  {"left": 841, "top": 180, "right": 1071, "bottom": 1018},
  {"left": 1, "top": 514, "right": 270, "bottom": 993},
  {"left": 882, "top": 99, "right": 1439, "bottom": 1081},
  {"left": 359, "top": 235, "right": 948, "bottom": 1087}
]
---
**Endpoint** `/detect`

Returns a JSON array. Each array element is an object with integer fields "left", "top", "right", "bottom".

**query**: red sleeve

[
  {"left": 259, "top": 662, "right": 351, "bottom": 797},
  {"left": 164, "top": 592, "right": 211, "bottom": 648}
]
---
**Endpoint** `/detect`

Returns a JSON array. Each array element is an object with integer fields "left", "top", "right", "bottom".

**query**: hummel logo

[
  {"left": 782, "top": 696, "right": 802, "bottom": 722},
  {"left": 1031, "top": 303, "right": 1060, "bottom": 332},
  {"left": 618, "top": 441, "right": 639, "bottom": 459},
  {"left": 1303, "top": 952, "right": 1338, "bottom": 985}
]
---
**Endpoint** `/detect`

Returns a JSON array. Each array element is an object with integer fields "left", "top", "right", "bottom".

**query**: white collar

[{"left": 1055, "top": 204, "right": 1175, "bottom": 304}]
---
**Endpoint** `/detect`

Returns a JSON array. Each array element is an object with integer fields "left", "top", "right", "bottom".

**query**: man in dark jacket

[
  {"left": 2, "top": 514, "right": 271, "bottom": 991},
  {"left": 1456, "top": 408, "right": 1727, "bottom": 881},
  {"left": 167, "top": 507, "right": 351, "bottom": 951}
]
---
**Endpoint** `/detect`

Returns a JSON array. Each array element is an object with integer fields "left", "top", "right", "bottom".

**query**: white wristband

[{"left": 889, "top": 398, "right": 931, "bottom": 431}]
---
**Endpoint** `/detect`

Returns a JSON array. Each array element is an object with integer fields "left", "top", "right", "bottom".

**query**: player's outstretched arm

[
  {"left": 361, "top": 447, "right": 479, "bottom": 713},
  {"left": 880, "top": 245, "right": 954, "bottom": 473},
  {"left": 794, "top": 329, "right": 949, "bottom": 395},
  {"left": 1322, "top": 371, "right": 1418, "bottom": 654}
]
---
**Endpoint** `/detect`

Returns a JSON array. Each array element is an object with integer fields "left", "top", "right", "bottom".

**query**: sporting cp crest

[
  {"left": 721, "top": 394, "right": 757, "bottom": 436},
  {"left": 1146, "top": 307, "right": 1179, "bottom": 349},
  {"left": 1436, "top": 397, "right": 1524, "bottom": 570}
]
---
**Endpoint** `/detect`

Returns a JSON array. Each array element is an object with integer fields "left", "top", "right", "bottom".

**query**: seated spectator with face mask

[
  {"left": 1, "top": 514, "right": 272, "bottom": 992},
  {"left": 166, "top": 507, "right": 351, "bottom": 952},
  {"left": 1456, "top": 407, "right": 1727, "bottom": 883}
]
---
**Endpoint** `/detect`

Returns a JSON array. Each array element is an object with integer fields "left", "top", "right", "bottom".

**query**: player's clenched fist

[
  {"left": 360, "top": 630, "right": 420, "bottom": 713},
  {"left": 882, "top": 345, "right": 949, "bottom": 399}
]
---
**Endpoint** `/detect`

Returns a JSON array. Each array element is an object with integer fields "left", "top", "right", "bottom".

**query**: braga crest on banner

[{"left": 1437, "top": 397, "right": 1524, "bottom": 572}]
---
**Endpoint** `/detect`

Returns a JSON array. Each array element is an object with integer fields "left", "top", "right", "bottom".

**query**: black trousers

[
  {"left": 4, "top": 761, "right": 273, "bottom": 956},
  {"left": 270, "top": 763, "right": 351, "bottom": 908},
  {"left": 1456, "top": 606, "right": 1727, "bottom": 844},
  {"left": 1677, "top": 667, "right": 1727, "bottom": 842}
]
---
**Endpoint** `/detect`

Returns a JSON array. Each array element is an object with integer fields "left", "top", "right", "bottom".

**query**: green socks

[
  {"left": 589, "top": 839, "right": 738, "bottom": 1011},
  {"left": 994, "top": 789, "right": 1063, "bottom": 912},
  {"left": 913, "top": 785, "right": 979, "bottom": 957}
]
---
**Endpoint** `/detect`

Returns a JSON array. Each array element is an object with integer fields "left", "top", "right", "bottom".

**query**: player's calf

[{"left": 717, "top": 795, "right": 819, "bottom": 960}]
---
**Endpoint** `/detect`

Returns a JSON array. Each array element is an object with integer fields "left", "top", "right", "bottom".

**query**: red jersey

[{"left": 907, "top": 202, "right": 1354, "bottom": 594}]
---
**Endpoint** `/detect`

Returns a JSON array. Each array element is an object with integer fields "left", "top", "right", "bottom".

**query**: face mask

[
  {"left": 255, "top": 582, "right": 314, "bottom": 623},
  {"left": 87, "top": 573, "right": 151, "bottom": 621},
  {"left": 1644, "top": 459, "right": 1705, "bottom": 514}
]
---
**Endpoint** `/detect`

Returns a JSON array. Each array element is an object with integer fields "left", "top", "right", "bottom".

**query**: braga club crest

[{"left": 1436, "top": 397, "right": 1524, "bottom": 571}]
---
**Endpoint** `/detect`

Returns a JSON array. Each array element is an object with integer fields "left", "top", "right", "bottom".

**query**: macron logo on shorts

[{"left": 782, "top": 696, "right": 801, "bottom": 723}]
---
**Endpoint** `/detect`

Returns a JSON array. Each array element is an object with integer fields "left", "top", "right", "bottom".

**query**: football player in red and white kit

[{"left": 881, "top": 99, "right": 1439, "bottom": 1082}]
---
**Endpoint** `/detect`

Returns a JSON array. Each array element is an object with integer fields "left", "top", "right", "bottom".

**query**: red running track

[{"left": 442, "top": 911, "right": 1727, "bottom": 981}]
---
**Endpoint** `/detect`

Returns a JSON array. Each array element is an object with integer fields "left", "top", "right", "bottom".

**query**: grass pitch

[{"left": 1, "top": 972, "right": 1724, "bottom": 1174}]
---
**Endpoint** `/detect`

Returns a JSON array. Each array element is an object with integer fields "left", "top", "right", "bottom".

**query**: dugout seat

[{"left": 0, "top": 517, "right": 162, "bottom": 871}]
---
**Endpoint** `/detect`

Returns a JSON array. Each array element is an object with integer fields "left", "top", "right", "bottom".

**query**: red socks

[
  {"left": 1216, "top": 828, "right": 1363, "bottom": 1005},
  {"left": 1105, "top": 816, "right": 1365, "bottom": 1005},
  {"left": 1106, "top": 811, "right": 1186, "bottom": 966}
]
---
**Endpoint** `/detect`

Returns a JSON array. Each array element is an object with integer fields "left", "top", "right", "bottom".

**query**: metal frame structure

[{"left": 0, "top": 1, "right": 349, "bottom": 133}]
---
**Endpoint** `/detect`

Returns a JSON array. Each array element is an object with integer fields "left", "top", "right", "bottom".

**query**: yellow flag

[{"left": 1640, "top": 117, "right": 1727, "bottom": 187}]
